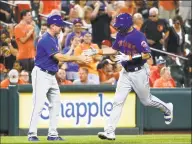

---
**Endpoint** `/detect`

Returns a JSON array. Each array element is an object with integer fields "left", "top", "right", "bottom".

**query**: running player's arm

[{"left": 135, "top": 34, "right": 152, "bottom": 60}]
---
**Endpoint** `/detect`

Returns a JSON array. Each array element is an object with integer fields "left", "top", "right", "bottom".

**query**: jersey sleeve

[
  {"left": 136, "top": 33, "right": 151, "bottom": 53},
  {"left": 112, "top": 33, "right": 120, "bottom": 50}
]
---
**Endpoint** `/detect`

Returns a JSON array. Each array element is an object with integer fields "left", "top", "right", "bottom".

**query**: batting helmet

[
  {"left": 113, "top": 13, "right": 133, "bottom": 34},
  {"left": 47, "top": 14, "right": 65, "bottom": 27}
]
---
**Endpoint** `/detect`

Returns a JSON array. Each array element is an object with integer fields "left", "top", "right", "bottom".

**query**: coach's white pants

[
  {"left": 28, "top": 66, "right": 60, "bottom": 137},
  {"left": 104, "top": 64, "right": 170, "bottom": 133}
]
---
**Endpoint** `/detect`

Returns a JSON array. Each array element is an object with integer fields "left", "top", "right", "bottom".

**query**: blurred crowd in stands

[{"left": 0, "top": 0, "right": 192, "bottom": 88}]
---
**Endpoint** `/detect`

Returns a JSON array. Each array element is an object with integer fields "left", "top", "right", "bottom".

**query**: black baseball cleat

[
  {"left": 47, "top": 136, "right": 64, "bottom": 141},
  {"left": 98, "top": 132, "right": 116, "bottom": 140}
]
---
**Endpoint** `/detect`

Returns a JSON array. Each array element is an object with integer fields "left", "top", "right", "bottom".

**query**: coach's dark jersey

[
  {"left": 35, "top": 32, "right": 59, "bottom": 73},
  {"left": 112, "top": 28, "right": 151, "bottom": 69}
]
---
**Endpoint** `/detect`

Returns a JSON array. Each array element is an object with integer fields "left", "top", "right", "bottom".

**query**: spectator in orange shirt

[
  {"left": 56, "top": 68, "right": 73, "bottom": 85},
  {"left": 149, "top": 57, "right": 166, "bottom": 87},
  {"left": 159, "top": 0, "right": 179, "bottom": 20},
  {"left": 40, "top": 0, "right": 61, "bottom": 15},
  {"left": 133, "top": 13, "right": 144, "bottom": 31},
  {"left": 98, "top": 59, "right": 119, "bottom": 85},
  {"left": 74, "top": 32, "right": 102, "bottom": 84},
  {"left": 14, "top": 10, "right": 36, "bottom": 73},
  {"left": 118, "top": 1, "right": 136, "bottom": 16},
  {"left": 153, "top": 67, "right": 176, "bottom": 88},
  {"left": 0, "top": 69, "right": 25, "bottom": 88}
]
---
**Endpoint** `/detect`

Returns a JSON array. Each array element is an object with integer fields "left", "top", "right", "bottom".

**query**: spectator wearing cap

[
  {"left": 74, "top": 32, "right": 102, "bottom": 84},
  {"left": 101, "top": 40, "right": 112, "bottom": 49},
  {"left": 153, "top": 67, "right": 176, "bottom": 88},
  {"left": 64, "top": 18, "right": 85, "bottom": 48},
  {"left": 149, "top": 57, "right": 166, "bottom": 87},
  {"left": 98, "top": 59, "right": 119, "bottom": 85},
  {"left": 0, "top": 69, "right": 25, "bottom": 88},
  {"left": 73, "top": 67, "right": 96, "bottom": 85},
  {"left": 141, "top": 7, "right": 170, "bottom": 65},
  {"left": 62, "top": 36, "right": 81, "bottom": 81},
  {"left": 133, "top": 13, "right": 144, "bottom": 31},
  {"left": 56, "top": 68, "right": 73, "bottom": 85},
  {"left": 90, "top": 1, "right": 112, "bottom": 48},
  {"left": 14, "top": 10, "right": 36, "bottom": 73}
]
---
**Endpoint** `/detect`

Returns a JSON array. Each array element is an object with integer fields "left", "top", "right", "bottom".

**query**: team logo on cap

[{"left": 141, "top": 41, "right": 148, "bottom": 48}]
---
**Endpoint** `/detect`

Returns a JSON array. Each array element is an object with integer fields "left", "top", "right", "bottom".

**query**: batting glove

[{"left": 115, "top": 52, "right": 131, "bottom": 63}]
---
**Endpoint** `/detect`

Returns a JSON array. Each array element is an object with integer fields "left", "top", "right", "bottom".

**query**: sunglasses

[{"left": 175, "top": 22, "right": 180, "bottom": 25}]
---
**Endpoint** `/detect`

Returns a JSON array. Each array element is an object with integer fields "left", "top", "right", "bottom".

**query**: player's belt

[
  {"left": 40, "top": 68, "right": 56, "bottom": 76},
  {"left": 124, "top": 66, "right": 142, "bottom": 72}
]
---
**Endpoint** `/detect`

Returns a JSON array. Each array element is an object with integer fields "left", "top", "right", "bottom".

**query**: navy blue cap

[
  {"left": 73, "top": 18, "right": 82, "bottom": 25},
  {"left": 47, "top": 15, "right": 65, "bottom": 27}
]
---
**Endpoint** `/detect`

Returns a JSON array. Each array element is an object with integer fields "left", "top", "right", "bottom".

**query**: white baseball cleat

[
  {"left": 98, "top": 132, "right": 116, "bottom": 140},
  {"left": 164, "top": 103, "right": 173, "bottom": 125}
]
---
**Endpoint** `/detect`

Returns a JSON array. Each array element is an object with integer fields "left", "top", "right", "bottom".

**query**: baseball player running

[
  {"left": 28, "top": 14, "right": 91, "bottom": 141},
  {"left": 83, "top": 13, "right": 173, "bottom": 140}
]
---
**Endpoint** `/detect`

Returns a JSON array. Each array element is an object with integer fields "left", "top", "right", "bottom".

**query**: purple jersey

[{"left": 112, "top": 28, "right": 151, "bottom": 68}]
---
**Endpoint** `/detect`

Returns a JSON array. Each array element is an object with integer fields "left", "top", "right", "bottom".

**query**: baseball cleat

[
  {"left": 98, "top": 132, "right": 116, "bottom": 140},
  {"left": 47, "top": 136, "right": 64, "bottom": 141},
  {"left": 28, "top": 136, "right": 39, "bottom": 141},
  {"left": 164, "top": 103, "right": 173, "bottom": 125}
]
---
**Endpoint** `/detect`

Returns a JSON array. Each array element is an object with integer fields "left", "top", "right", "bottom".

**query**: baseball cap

[
  {"left": 8, "top": 69, "right": 19, "bottom": 83},
  {"left": 101, "top": 40, "right": 112, "bottom": 47},
  {"left": 73, "top": 18, "right": 82, "bottom": 25},
  {"left": 47, "top": 14, "right": 65, "bottom": 27},
  {"left": 99, "top": 5, "right": 105, "bottom": 11}
]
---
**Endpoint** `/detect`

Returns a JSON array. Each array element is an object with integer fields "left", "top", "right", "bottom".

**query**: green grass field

[{"left": 1, "top": 134, "right": 191, "bottom": 144}]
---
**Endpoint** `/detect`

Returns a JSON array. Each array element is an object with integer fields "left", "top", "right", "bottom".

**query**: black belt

[
  {"left": 40, "top": 68, "right": 56, "bottom": 76},
  {"left": 124, "top": 66, "right": 142, "bottom": 72}
]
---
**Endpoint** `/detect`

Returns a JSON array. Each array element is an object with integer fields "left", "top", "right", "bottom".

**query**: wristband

[{"left": 131, "top": 54, "right": 142, "bottom": 63}]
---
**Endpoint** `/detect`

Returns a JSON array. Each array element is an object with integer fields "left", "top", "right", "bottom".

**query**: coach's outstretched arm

[
  {"left": 53, "top": 53, "right": 91, "bottom": 63},
  {"left": 83, "top": 47, "right": 118, "bottom": 56}
]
